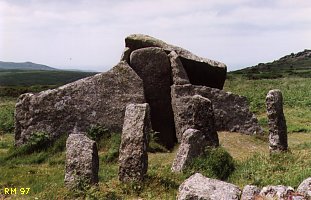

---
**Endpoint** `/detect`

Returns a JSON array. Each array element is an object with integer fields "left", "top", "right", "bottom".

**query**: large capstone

[
  {"left": 125, "top": 34, "right": 227, "bottom": 89},
  {"left": 64, "top": 133, "right": 99, "bottom": 189},
  {"left": 171, "top": 93, "right": 219, "bottom": 145},
  {"left": 177, "top": 173, "right": 241, "bottom": 200},
  {"left": 266, "top": 89, "right": 288, "bottom": 152},
  {"left": 171, "top": 129, "right": 210, "bottom": 172},
  {"left": 171, "top": 84, "right": 263, "bottom": 136},
  {"left": 15, "top": 61, "right": 145, "bottom": 146},
  {"left": 130, "top": 47, "right": 176, "bottom": 148},
  {"left": 118, "top": 103, "right": 151, "bottom": 182}
]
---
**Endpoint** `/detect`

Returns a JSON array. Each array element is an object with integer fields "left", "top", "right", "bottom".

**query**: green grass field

[{"left": 0, "top": 75, "right": 311, "bottom": 199}]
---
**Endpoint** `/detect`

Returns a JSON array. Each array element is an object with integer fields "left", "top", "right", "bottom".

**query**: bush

[
  {"left": 186, "top": 147, "right": 235, "bottom": 180},
  {"left": 87, "top": 125, "right": 109, "bottom": 142},
  {"left": 148, "top": 131, "right": 168, "bottom": 153},
  {"left": 0, "top": 104, "right": 15, "bottom": 134}
]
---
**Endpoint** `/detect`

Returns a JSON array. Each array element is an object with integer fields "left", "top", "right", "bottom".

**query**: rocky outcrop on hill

[{"left": 15, "top": 61, "right": 145, "bottom": 146}]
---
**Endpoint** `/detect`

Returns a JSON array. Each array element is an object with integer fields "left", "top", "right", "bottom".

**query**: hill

[
  {"left": 231, "top": 49, "right": 311, "bottom": 79},
  {"left": 0, "top": 61, "right": 57, "bottom": 71}
]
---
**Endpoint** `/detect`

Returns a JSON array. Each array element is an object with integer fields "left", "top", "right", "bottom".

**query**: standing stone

[
  {"left": 241, "top": 185, "right": 261, "bottom": 200},
  {"left": 15, "top": 61, "right": 145, "bottom": 146},
  {"left": 171, "top": 129, "right": 207, "bottom": 172},
  {"left": 64, "top": 134, "right": 99, "bottom": 189},
  {"left": 177, "top": 173, "right": 241, "bottom": 200},
  {"left": 130, "top": 47, "right": 176, "bottom": 148},
  {"left": 266, "top": 89, "right": 288, "bottom": 152},
  {"left": 297, "top": 177, "right": 311, "bottom": 197},
  {"left": 171, "top": 93, "right": 219, "bottom": 146},
  {"left": 118, "top": 103, "right": 151, "bottom": 182}
]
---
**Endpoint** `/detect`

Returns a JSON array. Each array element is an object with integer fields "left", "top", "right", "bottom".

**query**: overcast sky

[{"left": 0, "top": 0, "right": 310, "bottom": 72}]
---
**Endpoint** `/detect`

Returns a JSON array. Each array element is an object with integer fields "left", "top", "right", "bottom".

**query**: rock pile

[
  {"left": 266, "top": 89, "right": 288, "bottom": 152},
  {"left": 14, "top": 34, "right": 262, "bottom": 149},
  {"left": 178, "top": 173, "right": 311, "bottom": 200}
]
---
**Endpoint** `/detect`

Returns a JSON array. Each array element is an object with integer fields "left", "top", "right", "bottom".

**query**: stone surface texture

[
  {"left": 125, "top": 34, "right": 227, "bottom": 89},
  {"left": 177, "top": 173, "right": 241, "bottom": 200},
  {"left": 171, "top": 84, "right": 263, "bottom": 136},
  {"left": 118, "top": 103, "right": 151, "bottom": 182},
  {"left": 241, "top": 185, "right": 261, "bottom": 200},
  {"left": 171, "top": 93, "right": 219, "bottom": 145},
  {"left": 130, "top": 47, "right": 176, "bottom": 148},
  {"left": 259, "top": 185, "right": 294, "bottom": 199},
  {"left": 297, "top": 177, "right": 311, "bottom": 198},
  {"left": 171, "top": 129, "right": 208, "bottom": 172},
  {"left": 64, "top": 133, "right": 99, "bottom": 188},
  {"left": 15, "top": 61, "right": 145, "bottom": 146},
  {"left": 266, "top": 89, "right": 288, "bottom": 152}
]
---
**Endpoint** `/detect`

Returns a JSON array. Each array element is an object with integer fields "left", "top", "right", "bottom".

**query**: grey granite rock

[
  {"left": 241, "top": 185, "right": 261, "bottom": 200},
  {"left": 266, "top": 89, "right": 288, "bottom": 152},
  {"left": 297, "top": 177, "right": 311, "bottom": 198},
  {"left": 118, "top": 103, "right": 151, "bottom": 182},
  {"left": 64, "top": 133, "right": 99, "bottom": 189}
]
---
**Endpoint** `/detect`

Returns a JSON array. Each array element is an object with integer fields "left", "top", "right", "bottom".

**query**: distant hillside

[
  {"left": 0, "top": 61, "right": 57, "bottom": 71},
  {"left": 231, "top": 49, "right": 311, "bottom": 79}
]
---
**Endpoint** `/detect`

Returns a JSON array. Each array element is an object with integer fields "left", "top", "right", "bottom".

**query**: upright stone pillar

[
  {"left": 64, "top": 133, "right": 99, "bottom": 189},
  {"left": 266, "top": 89, "right": 288, "bottom": 152},
  {"left": 118, "top": 103, "right": 151, "bottom": 182}
]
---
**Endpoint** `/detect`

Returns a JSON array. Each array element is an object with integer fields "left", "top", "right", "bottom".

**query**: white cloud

[{"left": 0, "top": 0, "right": 310, "bottom": 71}]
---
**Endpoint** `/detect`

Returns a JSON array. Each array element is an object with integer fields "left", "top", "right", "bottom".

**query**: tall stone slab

[
  {"left": 171, "top": 93, "right": 219, "bottom": 146},
  {"left": 130, "top": 47, "right": 176, "bottom": 148},
  {"left": 171, "top": 129, "right": 209, "bottom": 172},
  {"left": 64, "top": 133, "right": 99, "bottom": 189},
  {"left": 125, "top": 34, "right": 227, "bottom": 89},
  {"left": 266, "top": 89, "right": 288, "bottom": 152},
  {"left": 171, "top": 84, "right": 263, "bottom": 136},
  {"left": 118, "top": 103, "right": 151, "bottom": 182},
  {"left": 15, "top": 61, "right": 145, "bottom": 146}
]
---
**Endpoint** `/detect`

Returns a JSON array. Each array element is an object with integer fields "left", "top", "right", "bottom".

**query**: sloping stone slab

[
  {"left": 177, "top": 173, "right": 241, "bottom": 200},
  {"left": 15, "top": 61, "right": 145, "bottom": 146},
  {"left": 171, "top": 84, "right": 263, "bottom": 136},
  {"left": 118, "top": 103, "right": 151, "bottom": 182},
  {"left": 171, "top": 129, "right": 208, "bottom": 172},
  {"left": 125, "top": 34, "right": 227, "bottom": 89},
  {"left": 64, "top": 133, "right": 99, "bottom": 189},
  {"left": 168, "top": 51, "right": 190, "bottom": 85}
]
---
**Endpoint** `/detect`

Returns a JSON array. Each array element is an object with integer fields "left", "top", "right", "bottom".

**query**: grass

[{"left": 0, "top": 74, "right": 311, "bottom": 199}]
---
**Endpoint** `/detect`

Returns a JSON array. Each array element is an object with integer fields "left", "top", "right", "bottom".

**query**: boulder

[
  {"left": 177, "top": 173, "right": 241, "bottom": 200},
  {"left": 171, "top": 84, "right": 263, "bottom": 135},
  {"left": 120, "top": 47, "right": 131, "bottom": 63},
  {"left": 297, "top": 177, "right": 311, "bottom": 197},
  {"left": 171, "top": 93, "right": 219, "bottom": 145},
  {"left": 125, "top": 34, "right": 227, "bottom": 89},
  {"left": 266, "top": 89, "right": 288, "bottom": 152},
  {"left": 118, "top": 103, "right": 151, "bottom": 182},
  {"left": 259, "top": 185, "right": 294, "bottom": 199},
  {"left": 171, "top": 129, "right": 208, "bottom": 172},
  {"left": 14, "top": 61, "right": 145, "bottom": 146},
  {"left": 241, "top": 185, "right": 261, "bottom": 200},
  {"left": 130, "top": 47, "right": 176, "bottom": 148},
  {"left": 64, "top": 133, "right": 99, "bottom": 189}
]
